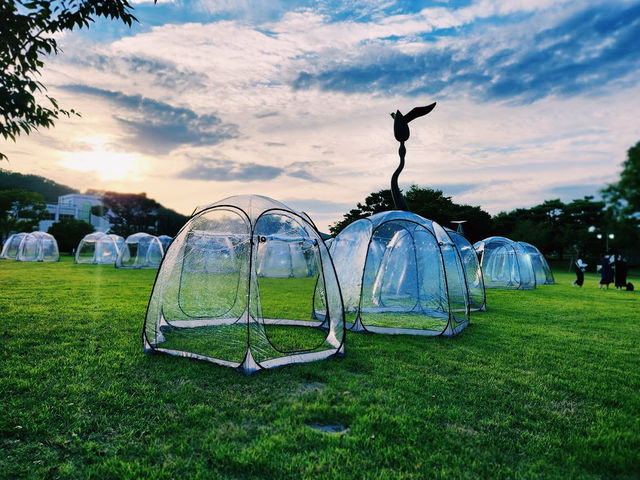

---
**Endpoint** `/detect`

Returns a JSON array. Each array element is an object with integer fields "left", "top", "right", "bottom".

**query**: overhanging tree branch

[{"left": 1, "top": 0, "right": 153, "bottom": 160}]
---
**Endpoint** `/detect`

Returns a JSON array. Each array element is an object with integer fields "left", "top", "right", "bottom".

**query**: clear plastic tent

[
  {"left": 448, "top": 230, "right": 486, "bottom": 311},
  {"left": 473, "top": 236, "right": 536, "bottom": 289},
  {"left": 116, "top": 233, "right": 164, "bottom": 269},
  {"left": 1, "top": 233, "right": 28, "bottom": 259},
  {"left": 75, "top": 232, "right": 125, "bottom": 264},
  {"left": 255, "top": 238, "right": 315, "bottom": 277},
  {"left": 143, "top": 195, "right": 345, "bottom": 374},
  {"left": 16, "top": 231, "right": 59, "bottom": 262},
  {"left": 518, "top": 241, "right": 554, "bottom": 285},
  {"left": 158, "top": 235, "right": 173, "bottom": 253},
  {"left": 325, "top": 211, "right": 470, "bottom": 337}
]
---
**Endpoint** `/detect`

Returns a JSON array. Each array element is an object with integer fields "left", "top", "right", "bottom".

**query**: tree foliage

[
  {"left": 492, "top": 195, "right": 640, "bottom": 263},
  {"left": 329, "top": 186, "right": 492, "bottom": 243},
  {"left": 602, "top": 141, "right": 640, "bottom": 218},
  {"left": 331, "top": 186, "right": 639, "bottom": 264},
  {"left": 1, "top": 0, "right": 143, "bottom": 160},
  {"left": 98, "top": 191, "right": 187, "bottom": 237},
  {"left": 47, "top": 217, "right": 93, "bottom": 252},
  {"left": 0, "top": 189, "right": 46, "bottom": 238}
]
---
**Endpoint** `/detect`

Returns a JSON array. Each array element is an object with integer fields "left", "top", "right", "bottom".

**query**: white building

[{"left": 40, "top": 194, "right": 111, "bottom": 232}]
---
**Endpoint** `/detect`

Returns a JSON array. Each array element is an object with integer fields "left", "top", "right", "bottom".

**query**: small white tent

[
  {"left": 75, "top": 232, "right": 125, "bottom": 264},
  {"left": 473, "top": 237, "right": 536, "bottom": 289},
  {"left": 518, "top": 241, "right": 554, "bottom": 285},
  {"left": 255, "top": 239, "right": 315, "bottom": 277},
  {"left": 143, "top": 195, "right": 345, "bottom": 374},
  {"left": 116, "top": 233, "right": 164, "bottom": 269},
  {"left": 1, "top": 232, "right": 59, "bottom": 262},
  {"left": 16, "top": 232, "right": 59, "bottom": 262}
]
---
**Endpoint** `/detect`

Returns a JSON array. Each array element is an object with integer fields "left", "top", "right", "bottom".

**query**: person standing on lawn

[
  {"left": 573, "top": 256, "right": 587, "bottom": 288},
  {"left": 614, "top": 254, "right": 628, "bottom": 290},
  {"left": 599, "top": 253, "right": 614, "bottom": 289}
]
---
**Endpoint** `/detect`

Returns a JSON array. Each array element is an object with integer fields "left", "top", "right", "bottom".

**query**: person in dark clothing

[
  {"left": 599, "top": 253, "right": 614, "bottom": 289},
  {"left": 614, "top": 254, "right": 628, "bottom": 290},
  {"left": 573, "top": 256, "right": 587, "bottom": 287}
]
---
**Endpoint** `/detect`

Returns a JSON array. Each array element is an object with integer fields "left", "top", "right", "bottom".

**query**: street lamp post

[
  {"left": 589, "top": 226, "right": 615, "bottom": 252},
  {"left": 451, "top": 220, "right": 467, "bottom": 235}
]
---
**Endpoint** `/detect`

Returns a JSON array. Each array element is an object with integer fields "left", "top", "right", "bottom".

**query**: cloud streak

[
  {"left": 61, "top": 85, "right": 239, "bottom": 154},
  {"left": 291, "top": 2, "right": 640, "bottom": 103},
  {"left": 177, "top": 158, "right": 326, "bottom": 182}
]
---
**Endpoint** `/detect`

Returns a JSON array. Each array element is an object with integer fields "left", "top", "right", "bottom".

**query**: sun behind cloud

[{"left": 58, "top": 143, "right": 144, "bottom": 181}]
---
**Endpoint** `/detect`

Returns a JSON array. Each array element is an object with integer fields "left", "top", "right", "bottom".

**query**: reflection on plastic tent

[
  {"left": 75, "top": 232, "right": 125, "bottom": 264},
  {"left": 448, "top": 230, "right": 486, "bottom": 311},
  {"left": 143, "top": 195, "right": 345, "bottom": 374},
  {"left": 116, "top": 233, "right": 164, "bottom": 269},
  {"left": 158, "top": 235, "right": 173, "bottom": 253},
  {"left": 518, "top": 241, "right": 554, "bottom": 285},
  {"left": 255, "top": 238, "right": 316, "bottom": 278},
  {"left": 324, "top": 211, "right": 470, "bottom": 337},
  {"left": 473, "top": 236, "right": 536, "bottom": 289}
]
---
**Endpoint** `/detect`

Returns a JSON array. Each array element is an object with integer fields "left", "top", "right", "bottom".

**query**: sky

[{"left": 3, "top": 0, "right": 640, "bottom": 231}]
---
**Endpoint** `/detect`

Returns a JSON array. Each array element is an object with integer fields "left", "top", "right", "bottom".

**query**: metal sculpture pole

[{"left": 390, "top": 102, "right": 436, "bottom": 211}]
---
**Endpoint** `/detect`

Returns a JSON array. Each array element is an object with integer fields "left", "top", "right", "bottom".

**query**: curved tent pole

[
  {"left": 354, "top": 217, "right": 450, "bottom": 335},
  {"left": 174, "top": 206, "right": 249, "bottom": 322},
  {"left": 251, "top": 207, "right": 345, "bottom": 357}
]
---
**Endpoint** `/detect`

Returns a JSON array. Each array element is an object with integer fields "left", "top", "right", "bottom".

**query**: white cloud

[{"left": 5, "top": 0, "right": 639, "bottom": 232}]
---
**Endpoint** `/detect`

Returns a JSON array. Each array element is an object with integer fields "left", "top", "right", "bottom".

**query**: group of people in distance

[{"left": 573, "top": 252, "right": 631, "bottom": 290}]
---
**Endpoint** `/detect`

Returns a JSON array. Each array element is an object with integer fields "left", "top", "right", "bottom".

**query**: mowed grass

[{"left": 0, "top": 256, "right": 639, "bottom": 479}]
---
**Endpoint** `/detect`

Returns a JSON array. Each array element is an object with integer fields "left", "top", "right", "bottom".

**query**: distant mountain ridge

[{"left": 0, "top": 169, "right": 78, "bottom": 202}]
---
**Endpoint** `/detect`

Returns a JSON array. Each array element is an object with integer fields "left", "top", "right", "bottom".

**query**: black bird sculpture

[{"left": 390, "top": 102, "right": 436, "bottom": 211}]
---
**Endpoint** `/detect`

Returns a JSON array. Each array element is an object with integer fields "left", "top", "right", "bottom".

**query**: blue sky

[{"left": 5, "top": 0, "right": 640, "bottom": 231}]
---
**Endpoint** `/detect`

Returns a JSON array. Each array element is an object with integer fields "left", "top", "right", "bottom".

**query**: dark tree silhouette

[
  {"left": 330, "top": 186, "right": 492, "bottom": 243},
  {"left": 602, "top": 141, "right": 640, "bottom": 218},
  {"left": 47, "top": 218, "right": 94, "bottom": 253}
]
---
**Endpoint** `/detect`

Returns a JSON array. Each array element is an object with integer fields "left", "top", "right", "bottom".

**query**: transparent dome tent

[
  {"left": 17, "top": 231, "right": 59, "bottom": 262},
  {"left": 75, "top": 232, "right": 125, "bottom": 264},
  {"left": 1, "top": 232, "right": 59, "bottom": 262},
  {"left": 116, "top": 233, "right": 164, "bottom": 269},
  {"left": 447, "top": 230, "right": 486, "bottom": 311},
  {"left": 143, "top": 195, "right": 345, "bottom": 374},
  {"left": 518, "top": 241, "right": 554, "bottom": 285},
  {"left": 323, "top": 211, "right": 470, "bottom": 337},
  {"left": 255, "top": 237, "right": 316, "bottom": 277},
  {"left": 158, "top": 235, "right": 173, "bottom": 253},
  {"left": 473, "top": 237, "right": 536, "bottom": 289},
  {"left": 1, "top": 232, "right": 28, "bottom": 259}
]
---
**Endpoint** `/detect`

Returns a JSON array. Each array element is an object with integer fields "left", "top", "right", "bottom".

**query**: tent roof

[
  {"left": 24, "top": 231, "right": 55, "bottom": 240},
  {"left": 344, "top": 210, "right": 454, "bottom": 245},
  {"left": 81, "top": 232, "right": 123, "bottom": 242},
  {"left": 125, "top": 232, "right": 157, "bottom": 242},
  {"left": 518, "top": 241, "right": 542, "bottom": 254},
  {"left": 193, "top": 195, "right": 303, "bottom": 222}
]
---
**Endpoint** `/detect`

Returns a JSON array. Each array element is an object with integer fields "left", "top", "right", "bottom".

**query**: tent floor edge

[{"left": 239, "top": 348, "right": 263, "bottom": 375}]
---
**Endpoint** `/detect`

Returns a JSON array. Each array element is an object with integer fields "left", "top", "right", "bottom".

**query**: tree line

[{"left": 330, "top": 141, "right": 640, "bottom": 266}]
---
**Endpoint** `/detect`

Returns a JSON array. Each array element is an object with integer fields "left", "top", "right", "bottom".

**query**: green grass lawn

[{"left": 1, "top": 256, "right": 639, "bottom": 479}]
